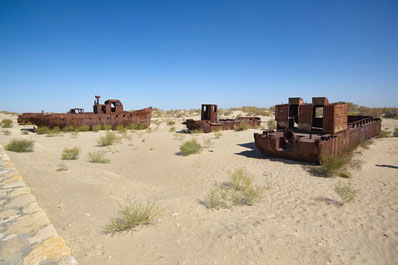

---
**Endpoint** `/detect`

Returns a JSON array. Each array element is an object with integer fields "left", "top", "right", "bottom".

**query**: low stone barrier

[{"left": 0, "top": 145, "right": 78, "bottom": 265}]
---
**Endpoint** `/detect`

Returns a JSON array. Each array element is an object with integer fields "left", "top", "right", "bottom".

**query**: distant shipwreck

[
  {"left": 17, "top": 96, "right": 152, "bottom": 129},
  {"left": 254, "top": 97, "right": 381, "bottom": 163},
  {"left": 184, "top": 104, "right": 261, "bottom": 133}
]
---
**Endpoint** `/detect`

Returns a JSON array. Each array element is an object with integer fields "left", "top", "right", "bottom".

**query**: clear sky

[{"left": 0, "top": 0, "right": 397, "bottom": 113}]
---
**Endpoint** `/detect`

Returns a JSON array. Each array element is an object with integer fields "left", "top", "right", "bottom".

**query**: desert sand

[{"left": 0, "top": 112, "right": 397, "bottom": 265}]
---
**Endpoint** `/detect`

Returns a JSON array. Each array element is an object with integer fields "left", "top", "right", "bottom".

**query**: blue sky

[{"left": 0, "top": 0, "right": 397, "bottom": 113}]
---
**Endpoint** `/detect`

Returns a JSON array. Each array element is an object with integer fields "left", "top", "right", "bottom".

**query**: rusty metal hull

[
  {"left": 184, "top": 117, "right": 261, "bottom": 133},
  {"left": 254, "top": 118, "right": 381, "bottom": 163},
  {"left": 18, "top": 108, "right": 152, "bottom": 129}
]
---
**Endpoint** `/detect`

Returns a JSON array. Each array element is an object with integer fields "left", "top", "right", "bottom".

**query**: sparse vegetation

[
  {"left": 169, "top": 126, "right": 176, "bottom": 132},
  {"left": 334, "top": 181, "right": 357, "bottom": 204},
  {"left": 76, "top": 125, "right": 90, "bottom": 132},
  {"left": 205, "top": 169, "right": 262, "bottom": 209},
  {"left": 376, "top": 130, "right": 390, "bottom": 138},
  {"left": 56, "top": 162, "right": 68, "bottom": 171},
  {"left": 97, "top": 132, "right": 121, "bottom": 146},
  {"left": 104, "top": 199, "right": 160, "bottom": 234},
  {"left": 190, "top": 128, "right": 204, "bottom": 134},
  {"left": 203, "top": 138, "right": 213, "bottom": 148},
  {"left": 180, "top": 139, "right": 202, "bottom": 156},
  {"left": 127, "top": 123, "right": 138, "bottom": 130},
  {"left": 21, "top": 130, "right": 29, "bottom": 135},
  {"left": 1, "top": 119, "right": 13, "bottom": 128},
  {"left": 71, "top": 131, "right": 79, "bottom": 138},
  {"left": 62, "top": 125, "right": 75, "bottom": 132},
  {"left": 2, "top": 130, "right": 11, "bottom": 135},
  {"left": 339, "top": 171, "right": 352, "bottom": 179},
  {"left": 116, "top": 125, "right": 127, "bottom": 133},
  {"left": 92, "top": 124, "right": 102, "bottom": 132},
  {"left": 394, "top": 128, "right": 398, "bottom": 137},
  {"left": 87, "top": 150, "right": 110, "bottom": 163},
  {"left": 267, "top": 119, "right": 276, "bottom": 130},
  {"left": 320, "top": 152, "right": 347, "bottom": 177},
  {"left": 241, "top": 106, "right": 269, "bottom": 116},
  {"left": 214, "top": 132, "right": 222, "bottom": 139},
  {"left": 236, "top": 122, "right": 252, "bottom": 131},
  {"left": 36, "top": 127, "right": 49, "bottom": 134},
  {"left": 46, "top": 126, "right": 62, "bottom": 137},
  {"left": 103, "top": 124, "right": 112, "bottom": 131},
  {"left": 146, "top": 128, "right": 152, "bottom": 133},
  {"left": 61, "top": 147, "right": 80, "bottom": 160},
  {"left": 5, "top": 139, "right": 34, "bottom": 152},
  {"left": 167, "top": 120, "right": 175, "bottom": 126}
]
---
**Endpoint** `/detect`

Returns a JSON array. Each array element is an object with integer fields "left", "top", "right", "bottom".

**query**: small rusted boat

[
  {"left": 17, "top": 96, "right": 152, "bottom": 129},
  {"left": 254, "top": 97, "right": 381, "bottom": 163},
  {"left": 183, "top": 104, "right": 261, "bottom": 133}
]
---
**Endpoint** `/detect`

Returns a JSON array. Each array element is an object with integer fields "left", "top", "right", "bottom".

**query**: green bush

[
  {"left": 76, "top": 125, "right": 89, "bottom": 132},
  {"left": 104, "top": 199, "right": 160, "bottom": 234},
  {"left": 320, "top": 152, "right": 346, "bottom": 177},
  {"left": 36, "top": 127, "right": 49, "bottom": 134},
  {"left": 180, "top": 139, "right": 202, "bottom": 156},
  {"left": 62, "top": 125, "right": 75, "bottom": 132},
  {"left": 97, "top": 132, "right": 121, "bottom": 146},
  {"left": 267, "top": 120, "right": 276, "bottom": 130},
  {"left": 334, "top": 181, "right": 357, "bottom": 204},
  {"left": 127, "top": 123, "right": 138, "bottom": 130},
  {"left": 205, "top": 169, "right": 262, "bottom": 209},
  {"left": 92, "top": 124, "right": 102, "bottom": 132},
  {"left": 116, "top": 125, "right": 127, "bottom": 133},
  {"left": 87, "top": 150, "right": 110, "bottom": 163},
  {"left": 5, "top": 139, "right": 34, "bottom": 152},
  {"left": 61, "top": 147, "right": 80, "bottom": 160},
  {"left": 103, "top": 124, "right": 112, "bottom": 131},
  {"left": 1, "top": 119, "right": 13, "bottom": 128}
]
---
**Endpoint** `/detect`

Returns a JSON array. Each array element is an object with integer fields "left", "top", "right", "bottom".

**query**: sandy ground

[{"left": 0, "top": 112, "right": 397, "bottom": 265}]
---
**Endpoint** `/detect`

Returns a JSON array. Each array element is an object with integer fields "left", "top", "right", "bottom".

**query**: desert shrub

[
  {"left": 339, "top": 171, "right": 352, "bottom": 179},
  {"left": 97, "top": 132, "right": 121, "bottom": 146},
  {"left": 46, "top": 127, "right": 61, "bottom": 136},
  {"left": 2, "top": 130, "right": 11, "bottom": 135},
  {"left": 241, "top": 106, "right": 269, "bottom": 116},
  {"left": 214, "top": 132, "right": 222, "bottom": 139},
  {"left": 180, "top": 139, "right": 202, "bottom": 156},
  {"left": 1, "top": 119, "right": 13, "bottom": 128},
  {"left": 103, "top": 124, "right": 112, "bottom": 131},
  {"left": 127, "top": 123, "right": 138, "bottom": 130},
  {"left": 76, "top": 125, "right": 89, "bottom": 132},
  {"left": 190, "top": 128, "right": 204, "bottom": 134},
  {"left": 138, "top": 124, "right": 148, "bottom": 130},
  {"left": 87, "top": 150, "right": 110, "bottom": 163},
  {"left": 205, "top": 169, "right": 262, "bottom": 209},
  {"left": 104, "top": 199, "right": 160, "bottom": 234},
  {"left": 5, "top": 139, "right": 34, "bottom": 152},
  {"left": 61, "top": 147, "right": 80, "bottom": 160},
  {"left": 320, "top": 152, "right": 346, "bottom": 177},
  {"left": 56, "top": 162, "right": 68, "bottom": 171},
  {"left": 376, "top": 130, "right": 390, "bottom": 138},
  {"left": 360, "top": 139, "right": 373, "bottom": 149},
  {"left": 393, "top": 128, "right": 398, "bottom": 137},
  {"left": 21, "top": 130, "right": 29, "bottom": 135},
  {"left": 173, "top": 133, "right": 185, "bottom": 141},
  {"left": 334, "top": 181, "right": 357, "bottom": 204},
  {"left": 167, "top": 120, "right": 175, "bottom": 126},
  {"left": 92, "top": 124, "right": 102, "bottom": 132},
  {"left": 62, "top": 125, "right": 75, "bottom": 132},
  {"left": 267, "top": 120, "right": 276, "bottom": 130},
  {"left": 236, "top": 122, "right": 252, "bottom": 131},
  {"left": 115, "top": 125, "right": 127, "bottom": 133},
  {"left": 169, "top": 126, "right": 176, "bottom": 132},
  {"left": 71, "top": 131, "right": 79, "bottom": 138},
  {"left": 36, "top": 127, "right": 49, "bottom": 134},
  {"left": 152, "top": 108, "right": 165, "bottom": 118}
]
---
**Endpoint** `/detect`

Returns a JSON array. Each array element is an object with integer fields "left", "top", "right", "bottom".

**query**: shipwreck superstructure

[
  {"left": 254, "top": 97, "right": 381, "bottom": 163},
  {"left": 183, "top": 104, "right": 261, "bottom": 133},
  {"left": 17, "top": 96, "right": 152, "bottom": 129}
]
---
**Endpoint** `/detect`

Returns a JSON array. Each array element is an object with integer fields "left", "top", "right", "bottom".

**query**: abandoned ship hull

[
  {"left": 254, "top": 117, "right": 381, "bottom": 163},
  {"left": 184, "top": 117, "right": 261, "bottom": 133},
  {"left": 18, "top": 108, "right": 152, "bottom": 129}
]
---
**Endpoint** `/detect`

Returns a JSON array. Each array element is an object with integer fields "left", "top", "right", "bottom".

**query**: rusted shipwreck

[
  {"left": 254, "top": 97, "right": 381, "bottom": 163},
  {"left": 17, "top": 96, "right": 152, "bottom": 129},
  {"left": 183, "top": 104, "right": 261, "bottom": 133}
]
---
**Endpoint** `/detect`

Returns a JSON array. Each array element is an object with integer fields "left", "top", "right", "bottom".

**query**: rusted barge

[
  {"left": 18, "top": 96, "right": 152, "bottom": 129},
  {"left": 254, "top": 97, "right": 381, "bottom": 163},
  {"left": 184, "top": 104, "right": 261, "bottom": 133}
]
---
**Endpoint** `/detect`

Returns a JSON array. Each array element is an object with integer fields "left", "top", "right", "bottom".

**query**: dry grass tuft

[
  {"left": 1, "top": 119, "right": 13, "bottom": 128},
  {"left": 87, "top": 150, "right": 110, "bottom": 163},
  {"left": 56, "top": 162, "right": 68, "bottom": 171},
  {"left": 61, "top": 147, "right": 80, "bottom": 160},
  {"left": 376, "top": 130, "right": 390, "bottom": 138},
  {"left": 180, "top": 139, "right": 202, "bottom": 156},
  {"left": 5, "top": 138, "right": 34, "bottom": 152},
  {"left": 267, "top": 120, "right": 276, "bottom": 130},
  {"left": 334, "top": 181, "right": 358, "bottom": 204},
  {"left": 97, "top": 132, "right": 121, "bottom": 146}
]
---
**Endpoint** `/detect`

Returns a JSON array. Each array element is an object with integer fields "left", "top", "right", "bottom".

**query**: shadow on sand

[{"left": 376, "top": 164, "right": 398, "bottom": 169}]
